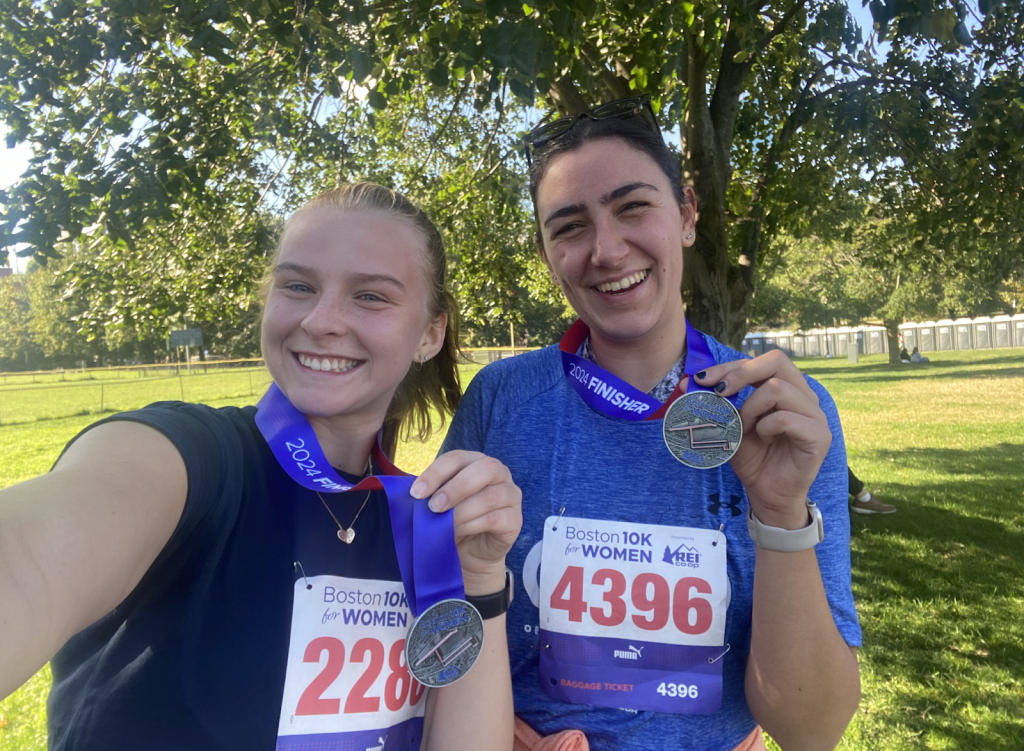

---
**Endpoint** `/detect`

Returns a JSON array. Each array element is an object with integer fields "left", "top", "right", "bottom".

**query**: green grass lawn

[
  {"left": 0, "top": 366, "right": 274, "bottom": 425},
  {"left": 2, "top": 351, "right": 1022, "bottom": 750}
]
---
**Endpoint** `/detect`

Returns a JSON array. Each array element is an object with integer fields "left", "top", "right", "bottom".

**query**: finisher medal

[
  {"left": 663, "top": 391, "right": 743, "bottom": 469},
  {"left": 406, "top": 599, "right": 484, "bottom": 688}
]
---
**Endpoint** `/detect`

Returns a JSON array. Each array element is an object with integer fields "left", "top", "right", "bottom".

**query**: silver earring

[
  {"left": 686, "top": 232, "right": 694, "bottom": 239},
  {"left": 551, "top": 274, "right": 559, "bottom": 283}
]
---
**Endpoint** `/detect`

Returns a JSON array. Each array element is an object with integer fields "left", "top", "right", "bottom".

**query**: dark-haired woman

[
  {"left": 442, "top": 99, "right": 861, "bottom": 751},
  {"left": 0, "top": 183, "right": 521, "bottom": 750}
]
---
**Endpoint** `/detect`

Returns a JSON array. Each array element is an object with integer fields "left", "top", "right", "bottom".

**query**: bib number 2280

[{"left": 295, "top": 636, "right": 425, "bottom": 716}]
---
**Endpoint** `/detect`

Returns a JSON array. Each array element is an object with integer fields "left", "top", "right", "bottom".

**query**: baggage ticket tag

[
  {"left": 539, "top": 517, "right": 730, "bottom": 714},
  {"left": 277, "top": 576, "right": 426, "bottom": 751}
]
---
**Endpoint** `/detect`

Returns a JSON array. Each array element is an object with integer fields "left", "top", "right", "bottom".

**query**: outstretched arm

[
  {"left": 412, "top": 451, "right": 522, "bottom": 751},
  {"left": 696, "top": 351, "right": 860, "bottom": 751},
  {"left": 0, "top": 421, "right": 187, "bottom": 699}
]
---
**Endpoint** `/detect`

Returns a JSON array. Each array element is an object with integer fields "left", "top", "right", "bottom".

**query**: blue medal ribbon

[
  {"left": 558, "top": 317, "right": 738, "bottom": 419},
  {"left": 255, "top": 383, "right": 464, "bottom": 616}
]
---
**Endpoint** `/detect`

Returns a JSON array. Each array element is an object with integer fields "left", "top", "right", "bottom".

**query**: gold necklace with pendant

[{"left": 316, "top": 456, "right": 373, "bottom": 544}]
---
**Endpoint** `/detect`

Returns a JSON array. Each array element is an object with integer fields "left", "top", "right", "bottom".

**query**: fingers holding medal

[
  {"left": 406, "top": 451, "right": 521, "bottom": 688},
  {"left": 692, "top": 350, "right": 832, "bottom": 517}
]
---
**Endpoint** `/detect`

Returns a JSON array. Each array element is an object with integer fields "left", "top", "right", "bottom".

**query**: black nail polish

[
  {"left": 696, "top": 370, "right": 707, "bottom": 380},
  {"left": 715, "top": 381, "right": 727, "bottom": 393}
]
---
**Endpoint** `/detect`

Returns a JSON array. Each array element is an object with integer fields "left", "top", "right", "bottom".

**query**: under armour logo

[{"left": 708, "top": 493, "right": 743, "bottom": 517}]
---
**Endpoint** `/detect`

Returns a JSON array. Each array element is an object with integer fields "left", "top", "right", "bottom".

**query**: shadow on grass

[{"left": 848, "top": 443, "right": 1024, "bottom": 748}]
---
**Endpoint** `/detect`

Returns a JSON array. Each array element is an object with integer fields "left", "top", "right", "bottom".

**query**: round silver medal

[
  {"left": 406, "top": 598, "right": 484, "bottom": 688},
  {"left": 663, "top": 391, "right": 743, "bottom": 469}
]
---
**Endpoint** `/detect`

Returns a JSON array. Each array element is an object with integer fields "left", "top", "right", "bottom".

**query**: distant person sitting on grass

[
  {"left": 900, "top": 347, "right": 911, "bottom": 363},
  {"left": 849, "top": 466, "right": 896, "bottom": 514},
  {"left": 910, "top": 347, "right": 929, "bottom": 363}
]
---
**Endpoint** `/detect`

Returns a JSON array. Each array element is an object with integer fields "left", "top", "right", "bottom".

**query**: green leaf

[
  {"left": 350, "top": 49, "right": 374, "bottom": 82},
  {"left": 507, "top": 77, "right": 534, "bottom": 104},
  {"left": 928, "top": 9, "right": 957, "bottom": 44},
  {"left": 427, "top": 62, "right": 450, "bottom": 89}
]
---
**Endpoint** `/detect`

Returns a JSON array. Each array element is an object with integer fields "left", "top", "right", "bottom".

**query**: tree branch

[
  {"left": 409, "top": 81, "right": 469, "bottom": 182},
  {"left": 757, "top": 0, "right": 807, "bottom": 52},
  {"left": 580, "top": 42, "right": 632, "bottom": 101},
  {"left": 257, "top": 90, "right": 325, "bottom": 206},
  {"left": 548, "top": 77, "right": 588, "bottom": 116},
  {"left": 466, "top": 83, "right": 506, "bottom": 182}
]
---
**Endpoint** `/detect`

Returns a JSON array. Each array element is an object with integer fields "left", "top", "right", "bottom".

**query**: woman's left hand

[
  {"left": 411, "top": 451, "right": 523, "bottom": 593},
  {"left": 694, "top": 350, "right": 832, "bottom": 529}
]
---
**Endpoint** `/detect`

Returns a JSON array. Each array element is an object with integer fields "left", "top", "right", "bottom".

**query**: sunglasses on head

[{"left": 522, "top": 95, "right": 661, "bottom": 165}]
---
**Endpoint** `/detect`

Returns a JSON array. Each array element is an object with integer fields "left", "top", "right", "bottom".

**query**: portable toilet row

[
  {"left": 742, "top": 314, "right": 1024, "bottom": 356},
  {"left": 971, "top": 315, "right": 1017, "bottom": 348}
]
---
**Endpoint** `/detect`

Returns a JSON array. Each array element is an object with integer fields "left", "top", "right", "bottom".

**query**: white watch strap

[{"left": 746, "top": 502, "right": 824, "bottom": 552}]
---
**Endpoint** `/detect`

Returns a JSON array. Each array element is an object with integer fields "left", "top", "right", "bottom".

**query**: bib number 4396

[{"left": 549, "top": 566, "right": 713, "bottom": 635}]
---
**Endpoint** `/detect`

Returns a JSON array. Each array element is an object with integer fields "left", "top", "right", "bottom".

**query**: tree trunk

[
  {"left": 683, "top": 245, "right": 753, "bottom": 349},
  {"left": 678, "top": 23, "right": 758, "bottom": 351},
  {"left": 884, "top": 319, "right": 902, "bottom": 365}
]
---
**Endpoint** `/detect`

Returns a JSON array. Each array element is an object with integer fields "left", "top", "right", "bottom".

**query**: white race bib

[
  {"left": 538, "top": 517, "right": 730, "bottom": 714},
  {"left": 276, "top": 576, "right": 426, "bottom": 750}
]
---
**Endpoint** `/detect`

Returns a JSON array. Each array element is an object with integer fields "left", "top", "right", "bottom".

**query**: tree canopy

[{"left": 1, "top": 0, "right": 1021, "bottom": 350}]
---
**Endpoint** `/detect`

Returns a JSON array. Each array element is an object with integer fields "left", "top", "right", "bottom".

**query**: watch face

[
  {"left": 663, "top": 391, "right": 743, "bottom": 469},
  {"left": 406, "top": 599, "right": 484, "bottom": 688}
]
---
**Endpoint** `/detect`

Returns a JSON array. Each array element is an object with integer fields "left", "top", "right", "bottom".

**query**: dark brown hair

[
  {"left": 527, "top": 115, "right": 690, "bottom": 244},
  {"left": 263, "top": 182, "right": 462, "bottom": 458}
]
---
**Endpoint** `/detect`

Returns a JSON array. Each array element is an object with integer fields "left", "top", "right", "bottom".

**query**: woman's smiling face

[
  {"left": 260, "top": 208, "right": 445, "bottom": 427},
  {"left": 534, "top": 137, "right": 695, "bottom": 346}
]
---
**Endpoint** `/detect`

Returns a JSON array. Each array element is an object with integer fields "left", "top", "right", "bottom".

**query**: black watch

[{"left": 466, "top": 568, "right": 514, "bottom": 620}]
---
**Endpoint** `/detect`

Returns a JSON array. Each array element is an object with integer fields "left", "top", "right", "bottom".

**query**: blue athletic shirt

[
  {"left": 46, "top": 402, "right": 417, "bottom": 751},
  {"left": 441, "top": 334, "right": 861, "bottom": 751}
]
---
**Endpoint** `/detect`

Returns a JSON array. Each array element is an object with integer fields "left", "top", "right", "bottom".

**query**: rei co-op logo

[
  {"left": 613, "top": 645, "right": 644, "bottom": 660},
  {"left": 663, "top": 542, "right": 701, "bottom": 569}
]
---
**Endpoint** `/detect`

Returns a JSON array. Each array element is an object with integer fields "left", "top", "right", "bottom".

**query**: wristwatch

[
  {"left": 746, "top": 502, "right": 824, "bottom": 552},
  {"left": 466, "top": 567, "right": 514, "bottom": 619}
]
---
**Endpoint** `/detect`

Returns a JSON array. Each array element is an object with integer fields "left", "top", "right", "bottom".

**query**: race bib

[
  {"left": 277, "top": 576, "right": 426, "bottom": 750},
  {"left": 539, "top": 517, "right": 730, "bottom": 714}
]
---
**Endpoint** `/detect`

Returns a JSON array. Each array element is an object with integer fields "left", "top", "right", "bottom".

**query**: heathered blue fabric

[{"left": 441, "top": 333, "right": 861, "bottom": 751}]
